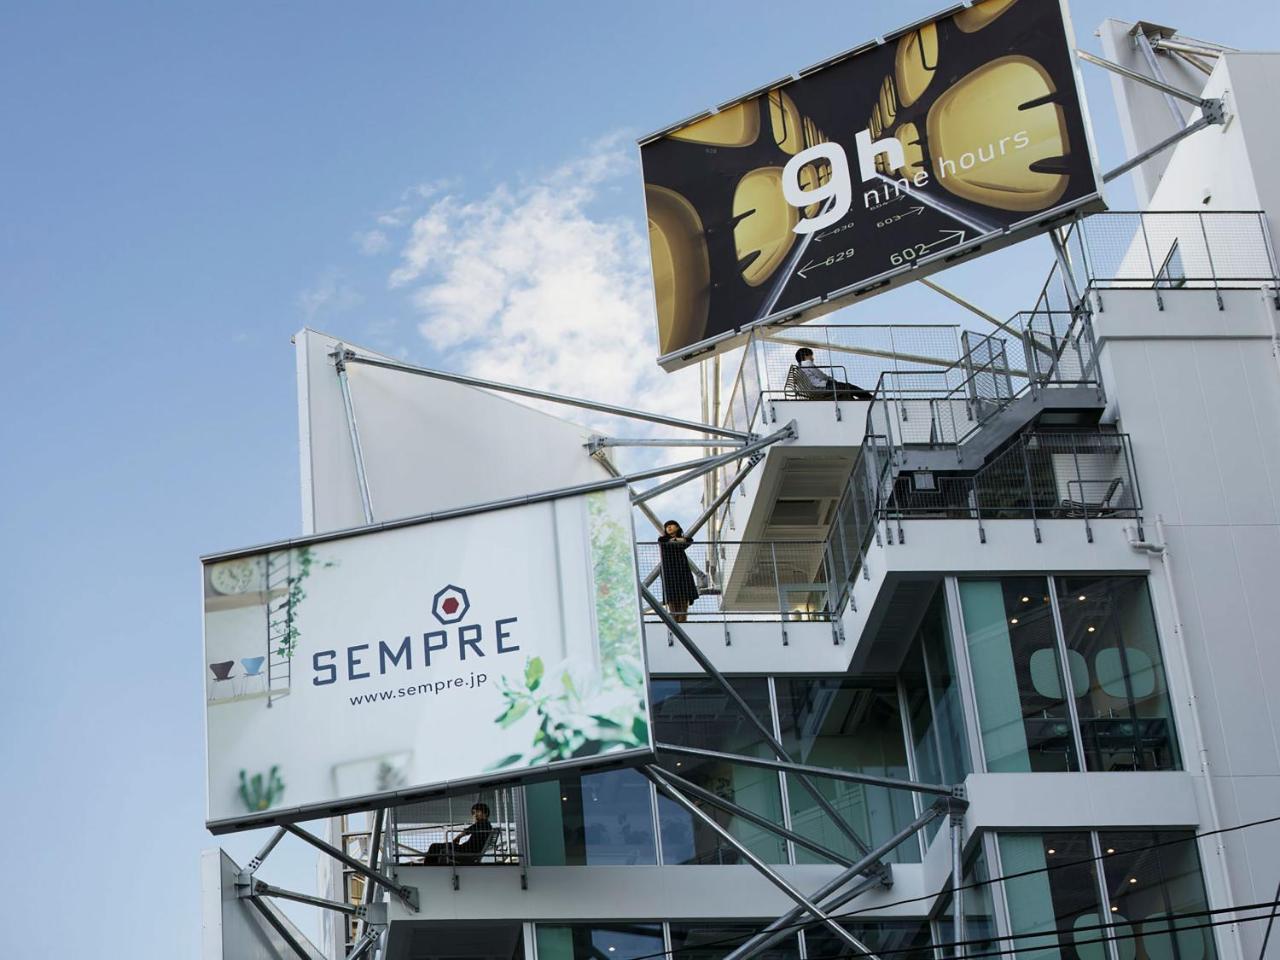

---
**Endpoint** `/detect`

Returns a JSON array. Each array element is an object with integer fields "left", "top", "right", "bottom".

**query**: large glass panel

[
  {"left": 803, "top": 920, "right": 933, "bottom": 960},
  {"left": 902, "top": 585, "right": 972, "bottom": 786},
  {"left": 668, "top": 923, "right": 800, "bottom": 960},
  {"left": 526, "top": 768, "right": 656, "bottom": 866},
  {"left": 776, "top": 678, "right": 920, "bottom": 864},
  {"left": 999, "top": 832, "right": 1107, "bottom": 960},
  {"left": 1098, "top": 831, "right": 1218, "bottom": 960},
  {"left": 652, "top": 676, "right": 786, "bottom": 864},
  {"left": 536, "top": 925, "right": 664, "bottom": 960},
  {"left": 1056, "top": 577, "right": 1181, "bottom": 772},
  {"left": 960, "top": 579, "right": 1079, "bottom": 772}
]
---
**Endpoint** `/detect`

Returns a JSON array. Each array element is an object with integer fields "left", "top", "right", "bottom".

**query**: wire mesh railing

[
  {"left": 388, "top": 787, "right": 524, "bottom": 868},
  {"left": 636, "top": 539, "right": 839, "bottom": 622},
  {"left": 824, "top": 429, "right": 1142, "bottom": 608}
]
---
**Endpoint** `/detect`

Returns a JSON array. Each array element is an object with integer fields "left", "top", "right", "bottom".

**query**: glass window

[
  {"left": 1098, "top": 831, "right": 1217, "bottom": 960},
  {"left": 803, "top": 920, "right": 933, "bottom": 960},
  {"left": 775, "top": 677, "right": 920, "bottom": 864},
  {"left": 960, "top": 579, "right": 1079, "bottom": 772},
  {"left": 999, "top": 832, "right": 1107, "bottom": 960},
  {"left": 668, "top": 923, "right": 799, "bottom": 960},
  {"left": 526, "top": 768, "right": 656, "bottom": 866},
  {"left": 935, "top": 842, "right": 1000, "bottom": 960},
  {"left": 1056, "top": 577, "right": 1181, "bottom": 772},
  {"left": 535, "top": 925, "right": 664, "bottom": 960},
  {"left": 902, "top": 585, "right": 972, "bottom": 788},
  {"left": 652, "top": 676, "right": 786, "bottom": 864}
]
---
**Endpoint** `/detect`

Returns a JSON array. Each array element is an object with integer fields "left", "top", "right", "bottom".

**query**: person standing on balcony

[
  {"left": 795, "top": 347, "right": 874, "bottom": 400},
  {"left": 658, "top": 521, "right": 699, "bottom": 623}
]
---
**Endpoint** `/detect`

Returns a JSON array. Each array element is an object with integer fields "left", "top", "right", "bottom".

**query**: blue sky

[{"left": 1, "top": 1, "right": 1275, "bottom": 955}]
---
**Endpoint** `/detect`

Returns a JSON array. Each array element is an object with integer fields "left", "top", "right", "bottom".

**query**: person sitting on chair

[
  {"left": 794, "top": 348, "right": 874, "bottom": 400},
  {"left": 423, "top": 803, "right": 493, "bottom": 865}
]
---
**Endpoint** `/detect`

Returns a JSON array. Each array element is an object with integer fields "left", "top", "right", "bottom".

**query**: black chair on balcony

[
  {"left": 783, "top": 353, "right": 875, "bottom": 401},
  {"left": 1061, "top": 477, "right": 1125, "bottom": 519}
]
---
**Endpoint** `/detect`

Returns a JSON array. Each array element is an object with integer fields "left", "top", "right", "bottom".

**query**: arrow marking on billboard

[
  {"left": 814, "top": 222, "right": 857, "bottom": 243},
  {"left": 921, "top": 228, "right": 966, "bottom": 252},
  {"left": 875, "top": 206, "right": 924, "bottom": 229}
]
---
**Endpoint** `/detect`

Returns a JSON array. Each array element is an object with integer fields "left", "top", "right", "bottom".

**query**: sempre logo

[{"left": 312, "top": 583, "right": 520, "bottom": 687}]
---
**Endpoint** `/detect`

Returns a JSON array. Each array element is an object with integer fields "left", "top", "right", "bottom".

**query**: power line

[
  {"left": 1259, "top": 877, "right": 1280, "bottom": 960},
  {"left": 606, "top": 811, "right": 1280, "bottom": 960},
  {"left": 805, "top": 910, "right": 1279, "bottom": 960}
]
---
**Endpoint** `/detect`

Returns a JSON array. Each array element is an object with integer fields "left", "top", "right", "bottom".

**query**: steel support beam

[
  {"left": 246, "top": 826, "right": 287, "bottom": 873},
  {"left": 632, "top": 424, "right": 794, "bottom": 505},
  {"left": 1076, "top": 49, "right": 1207, "bottom": 107},
  {"left": 283, "top": 823, "right": 419, "bottom": 912},
  {"left": 918, "top": 278, "right": 1028, "bottom": 344},
  {"left": 767, "top": 333, "right": 959, "bottom": 371},
  {"left": 640, "top": 585, "right": 888, "bottom": 878},
  {"left": 1102, "top": 114, "right": 1216, "bottom": 184},
  {"left": 591, "top": 437, "right": 746, "bottom": 449},
  {"left": 346, "top": 927, "right": 384, "bottom": 960},
  {"left": 723, "top": 801, "right": 947, "bottom": 960},
  {"left": 248, "top": 896, "right": 315, "bottom": 960},
  {"left": 356, "top": 810, "right": 387, "bottom": 953},
  {"left": 340, "top": 350, "right": 752, "bottom": 440},
  {"left": 656, "top": 742, "right": 954, "bottom": 797},
  {"left": 952, "top": 810, "right": 966, "bottom": 959},
  {"left": 653, "top": 766, "right": 857, "bottom": 867},
  {"left": 333, "top": 347, "right": 376, "bottom": 525},
  {"left": 248, "top": 879, "right": 366, "bottom": 917},
  {"left": 1132, "top": 29, "right": 1191, "bottom": 128},
  {"left": 644, "top": 766, "right": 875, "bottom": 956}
]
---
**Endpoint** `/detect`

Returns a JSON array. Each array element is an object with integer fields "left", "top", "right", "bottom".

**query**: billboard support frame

[
  {"left": 339, "top": 349, "right": 751, "bottom": 441},
  {"left": 284, "top": 822, "right": 420, "bottom": 911},
  {"left": 246, "top": 896, "right": 317, "bottom": 960},
  {"left": 333, "top": 346, "right": 376, "bottom": 525}
]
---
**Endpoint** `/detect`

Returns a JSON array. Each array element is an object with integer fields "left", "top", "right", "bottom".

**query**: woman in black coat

[{"left": 658, "top": 521, "right": 699, "bottom": 622}]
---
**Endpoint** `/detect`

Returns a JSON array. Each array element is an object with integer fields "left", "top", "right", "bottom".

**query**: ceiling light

[
  {"left": 1021, "top": 596, "right": 1030, "bottom": 603},
  {"left": 1078, "top": 595, "right": 1086, "bottom": 601},
  {"left": 609, "top": 949, "right": 616, "bottom": 953},
  {"left": 561, "top": 796, "right": 568, "bottom": 802},
  {"left": 1106, "top": 848, "right": 1115, "bottom": 854},
  {"left": 1087, "top": 626, "right": 1096, "bottom": 633},
  {"left": 1010, "top": 618, "right": 1019, "bottom": 624},
  {"left": 1129, "top": 878, "right": 1138, "bottom": 884},
  {"left": 1111, "top": 906, "right": 1119, "bottom": 913},
  {"left": 1047, "top": 848, "right": 1056, "bottom": 855}
]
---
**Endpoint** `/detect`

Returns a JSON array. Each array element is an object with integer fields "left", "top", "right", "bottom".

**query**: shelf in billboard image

[
  {"left": 639, "top": 0, "right": 1103, "bottom": 370},
  {"left": 201, "top": 483, "right": 653, "bottom": 833}
]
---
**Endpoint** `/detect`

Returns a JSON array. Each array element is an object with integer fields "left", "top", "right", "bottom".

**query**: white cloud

[
  {"left": 354, "top": 228, "right": 390, "bottom": 256},
  {"left": 387, "top": 133, "right": 709, "bottom": 523},
  {"left": 297, "top": 272, "right": 363, "bottom": 321}
]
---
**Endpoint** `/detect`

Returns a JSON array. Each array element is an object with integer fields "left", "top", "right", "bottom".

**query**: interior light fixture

[
  {"left": 561, "top": 796, "right": 568, "bottom": 802},
  {"left": 1087, "top": 626, "right": 1096, "bottom": 633},
  {"left": 1129, "top": 878, "right": 1138, "bottom": 884},
  {"left": 1010, "top": 618, "right": 1019, "bottom": 624},
  {"left": 1078, "top": 595, "right": 1087, "bottom": 601},
  {"left": 1047, "top": 848, "right": 1056, "bottom": 855},
  {"left": 1111, "top": 906, "right": 1119, "bottom": 913},
  {"left": 609, "top": 949, "right": 617, "bottom": 953},
  {"left": 1021, "top": 596, "right": 1030, "bottom": 603},
  {"left": 1106, "top": 848, "right": 1116, "bottom": 854}
]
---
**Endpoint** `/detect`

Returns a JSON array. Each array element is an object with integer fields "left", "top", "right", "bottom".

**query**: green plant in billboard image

[
  {"left": 488, "top": 655, "right": 649, "bottom": 770},
  {"left": 270, "top": 547, "right": 337, "bottom": 660},
  {"left": 586, "top": 493, "right": 643, "bottom": 663},
  {"left": 239, "top": 765, "right": 285, "bottom": 812}
]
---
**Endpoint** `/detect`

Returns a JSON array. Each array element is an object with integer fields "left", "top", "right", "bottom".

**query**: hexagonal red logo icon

[{"left": 432, "top": 584, "right": 470, "bottom": 624}]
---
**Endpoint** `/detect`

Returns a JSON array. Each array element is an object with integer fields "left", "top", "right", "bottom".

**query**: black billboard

[{"left": 641, "top": 0, "right": 1103, "bottom": 370}]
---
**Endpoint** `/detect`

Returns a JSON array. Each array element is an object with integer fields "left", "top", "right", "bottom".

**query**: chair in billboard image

[
  {"left": 239, "top": 656, "right": 266, "bottom": 697},
  {"left": 208, "top": 660, "right": 236, "bottom": 703}
]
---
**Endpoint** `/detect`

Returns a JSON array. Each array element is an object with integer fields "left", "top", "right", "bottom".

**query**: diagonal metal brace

[
  {"left": 244, "top": 878, "right": 370, "bottom": 917},
  {"left": 283, "top": 823, "right": 419, "bottom": 912},
  {"left": 345, "top": 925, "right": 385, "bottom": 960},
  {"left": 645, "top": 765, "right": 880, "bottom": 958}
]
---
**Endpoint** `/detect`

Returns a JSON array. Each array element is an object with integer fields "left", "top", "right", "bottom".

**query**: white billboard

[{"left": 202, "top": 482, "right": 651, "bottom": 833}]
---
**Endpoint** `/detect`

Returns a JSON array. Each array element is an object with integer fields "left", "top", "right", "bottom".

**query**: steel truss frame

[{"left": 302, "top": 350, "right": 973, "bottom": 960}]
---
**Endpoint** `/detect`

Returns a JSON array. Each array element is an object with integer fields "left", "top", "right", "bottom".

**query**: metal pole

[
  {"left": 333, "top": 347, "right": 375, "bottom": 525},
  {"left": 632, "top": 424, "right": 794, "bottom": 505},
  {"left": 918, "top": 279, "right": 1026, "bottom": 342},
  {"left": 283, "top": 824, "right": 419, "bottom": 911},
  {"left": 1076, "top": 49, "right": 1206, "bottom": 106},
  {"left": 655, "top": 766, "right": 858, "bottom": 867},
  {"left": 1132, "top": 29, "right": 1190, "bottom": 128},
  {"left": 768, "top": 333, "right": 961, "bottom": 372},
  {"left": 640, "top": 585, "right": 886, "bottom": 875},
  {"left": 341, "top": 350, "right": 752, "bottom": 440},
  {"left": 356, "top": 810, "right": 387, "bottom": 950},
  {"left": 246, "top": 826, "right": 287, "bottom": 872},
  {"left": 1102, "top": 115, "right": 1215, "bottom": 184},
  {"left": 655, "top": 742, "right": 954, "bottom": 797},
  {"left": 592, "top": 438, "right": 746, "bottom": 449},
  {"left": 249, "top": 879, "right": 367, "bottom": 916},
  {"left": 247, "top": 896, "right": 315, "bottom": 959},
  {"left": 592, "top": 449, "right": 665, "bottom": 534},
  {"left": 723, "top": 802, "right": 947, "bottom": 960},
  {"left": 643, "top": 766, "right": 874, "bottom": 956},
  {"left": 952, "top": 811, "right": 966, "bottom": 960},
  {"left": 346, "top": 928, "right": 383, "bottom": 960}
]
